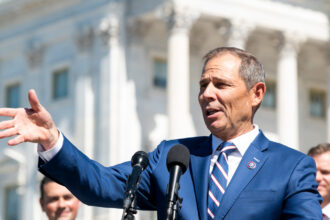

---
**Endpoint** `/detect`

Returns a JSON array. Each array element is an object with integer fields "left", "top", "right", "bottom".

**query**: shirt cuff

[{"left": 37, "top": 132, "right": 64, "bottom": 162}]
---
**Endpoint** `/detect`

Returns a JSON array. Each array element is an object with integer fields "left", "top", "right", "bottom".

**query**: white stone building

[{"left": 0, "top": 0, "right": 329, "bottom": 219}]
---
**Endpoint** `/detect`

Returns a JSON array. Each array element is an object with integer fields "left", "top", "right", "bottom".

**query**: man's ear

[{"left": 250, "top": 82, "right": 266, "bottom": 107}]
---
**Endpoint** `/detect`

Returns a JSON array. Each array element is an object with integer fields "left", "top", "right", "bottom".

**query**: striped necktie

[{"left": 207, "top": 141, "right": 236, "bottom": 219}]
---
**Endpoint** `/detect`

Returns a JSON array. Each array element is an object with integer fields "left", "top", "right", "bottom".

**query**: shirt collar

[
  {"left": 323, "top": 203, "right": 330, "bottom": 218},
  {"left": 211, "top": 124, "right": 260, "bottom": 156}
]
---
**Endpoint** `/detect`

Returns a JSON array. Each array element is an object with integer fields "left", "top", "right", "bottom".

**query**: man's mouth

[
  {"left": 57, "top": 210, "right": 71, "bottom": 217},
  {"left": 206, "top": 107, "right": 223, "bottom": 116},
  {"left": 206, "top": 110, "right": 219, "bottom": 116}
]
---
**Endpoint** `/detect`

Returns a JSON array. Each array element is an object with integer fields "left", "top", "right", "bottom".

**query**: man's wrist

[
  {"left": 40, "top": 128, "right": 60, "bottom": 150},
  {"left": 38, "top": 132, "right": 64, "bottom": 162}
]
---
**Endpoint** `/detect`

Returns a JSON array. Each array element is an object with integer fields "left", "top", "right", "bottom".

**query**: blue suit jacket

[{"left": 39, "top": 131, "right": 322, "bottom": 219}]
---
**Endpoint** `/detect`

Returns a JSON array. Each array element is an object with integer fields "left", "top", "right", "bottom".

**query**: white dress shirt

[
  {"left": 209, "top": 125, "right": 260, "bottom": 185},
  {"left": 323, "top": 203, "right": 330, "bottom": 220},
  {"left": 38, "top": 132, "right": 64, "bottom": 162}
]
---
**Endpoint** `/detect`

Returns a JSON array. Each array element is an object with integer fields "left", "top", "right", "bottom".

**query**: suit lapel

[
  {"left": 190, "top": 136, "right": 212, "bottom": 220},
  {"left": 214, "top": 132, "right": 270, "bottom": 219}
]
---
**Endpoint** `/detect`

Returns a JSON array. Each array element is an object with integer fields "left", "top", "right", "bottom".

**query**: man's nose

[
  {"left": 203, "top": 83, "right": 217, "bottom": 100},
  {"left": 57, "top": 198, "right": 66, "bottom": 208}
]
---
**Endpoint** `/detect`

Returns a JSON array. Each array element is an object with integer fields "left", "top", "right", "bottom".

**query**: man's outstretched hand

[{"left": 0, "top": 89, "right": 59, "bottom": 150}]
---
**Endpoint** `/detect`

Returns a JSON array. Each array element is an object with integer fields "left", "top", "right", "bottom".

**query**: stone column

[
  {"left": 24, "top": 39, "right": 44, "bottom": 220},
  {"left": 326, "top": 46, "right": 330, "bottom": 142},
  {"left": 74, "top": 25, "right": 94, "bottom": 220},
  {"left": 98, "top": 15, "right": 123, "bottom": 220},
  {"left": 74, "top": 25, "right": 95, "bottom": 158},
  {"left": 99, "top": 15, "right": 122, "bottom": 166},
  {"left": 161, "top": 2, "right": 198, "bottom": 139},
  {"left": 277, "top": 32, "right": 304, "bottom": 150},
  {"left": 227, "top": 19, "right": 254, "bottom": 49},
  {"left": 99, "top": 14, "right": 141, "bottom": 219},
  {"left": 23, "top": 147, "right": 39, "bottom": 220}
]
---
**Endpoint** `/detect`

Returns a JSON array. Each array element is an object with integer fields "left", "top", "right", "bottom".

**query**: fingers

[
  {"left": 0, "top": 127, "right": 17, "bottom": 139},
  {"left": 28, "top": 89, "right": 42, "bottom": 112},
  {"left": 0, "top": 108, "right": 17, "bottom": 118},
  {"left": 0, "top": 120, "right": 14, "bottom": 130},
  {"left": 8, "top": 135, "right": 25, "bottom": 146}
]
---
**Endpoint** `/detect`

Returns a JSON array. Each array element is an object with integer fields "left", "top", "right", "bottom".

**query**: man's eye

[
  {"left": 321, "top": 170, "right": 330, "bottom": 175},
  {"left": 47, "top": 197, "right": 58, "bottom": 203},
  {"left": 200, "top": 83, "right": 208, "bottom": 89},
  {"left": 214, "top": 82, "right": 225, "bottom": 88},
  {"left": 64, "top": 195, "right": 73, "bottom": 200}
]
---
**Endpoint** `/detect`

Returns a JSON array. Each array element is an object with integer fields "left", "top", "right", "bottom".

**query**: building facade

[{"left": 0, "top": 0, "right": 329, "bottom": 219}]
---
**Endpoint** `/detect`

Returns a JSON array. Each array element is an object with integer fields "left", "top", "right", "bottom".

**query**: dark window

[
  {"left": 262, "top": 81, "right": 276, "bottom": 109},
  {"left": 52, "top": 68, "right": 69, "bottom": 100},
  {"left": 153, "top": 58, "right": 167, "bottom": 88},
  {"left": 5, "top": 186, "right": 20, "bottom": 220},
  {"left": 6, "top": 84, "right": 20, "bottom": 108},
  {"left": 309, "top": 89, "right": 326, "bottom": 118}
]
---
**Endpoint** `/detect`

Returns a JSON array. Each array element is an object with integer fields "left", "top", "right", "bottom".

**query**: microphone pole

[
  {"left": 122, "top": 151, "right": 149, "bottom": 220},
  {"left": 165, "top": 144, "right": 190, "bottom": 220}
]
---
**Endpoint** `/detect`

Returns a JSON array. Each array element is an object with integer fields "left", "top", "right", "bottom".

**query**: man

[
  {"left": 0, "top": 47, "right": 322, "bottom": 219},
  {"left": 40, "top": 176, "right": 81, "bottom": 220},
  {"left": 308, "top": 144, "right": 330, "bottom": 220}
]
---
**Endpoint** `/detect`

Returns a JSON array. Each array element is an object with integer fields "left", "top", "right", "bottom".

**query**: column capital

[
  {"left": 227, "top": 19, "right": 255, "bottom": 49},
  {"left": 277, "top": 31, "right": 306, "bottom": 56},
  {"left": 158, "top": 1, "right": 199, "bottom": 34},
  {"left": 99, "top": 15, "right": 119, "bottom": 46},
  {"left": 75, "top": 25, "right": 94, "bottom": 53},
  {"left": 25, "top": 38, "right": 45, "bottom": 69}
]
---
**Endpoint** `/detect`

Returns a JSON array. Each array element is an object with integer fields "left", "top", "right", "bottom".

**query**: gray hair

[{"left": 202, "top": 47, "right": 265, "bottom": 90}]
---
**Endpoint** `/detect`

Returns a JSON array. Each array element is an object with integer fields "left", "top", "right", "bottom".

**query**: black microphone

[
  {"left": 122, "top": 151, "right": 149, "bottom": 219},
  {"left": 165, "top": 144, "right": 190, "bottom": 220}
]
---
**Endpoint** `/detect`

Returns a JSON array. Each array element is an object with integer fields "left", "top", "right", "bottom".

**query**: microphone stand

[
  {"left": 165, "top": 144, "right": 190, "bottom": 220},
  {"left": 122, "top": 194, "right": 137, "bottom": 220},
  {"left": 166, "top": 169, "right": 183, "bottom": 220},
  {"left": 121, "top": 151, "right": 149, "bottom": 220},
  {"left": 168, "top": 194, "right": 183, "bottom": 220},
  {"left": 121, "top": 173, "right": 140, "bottom": 220}
]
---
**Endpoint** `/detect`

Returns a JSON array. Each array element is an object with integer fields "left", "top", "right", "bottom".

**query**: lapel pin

[
  {"left": 247, "top": 161, "right": 256, "bottom": 169},
  {"left": 253, "top": 157, "right": 260, "bottom": 163}
]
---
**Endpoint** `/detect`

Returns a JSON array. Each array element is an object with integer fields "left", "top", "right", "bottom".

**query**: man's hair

[
  {"left": 202, "top": 47, "right": 265, "bottom": 90},
  {"left": 308, "top": 143, "right": 330, "bottom": 157},
  {"left": 40, "top": 176, "right": 54, "bottom": 200}
]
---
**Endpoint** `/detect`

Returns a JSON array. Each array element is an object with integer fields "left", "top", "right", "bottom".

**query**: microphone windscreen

[
  {"left": 166, "top": 144, "right": 190, "bottom": 173},
  {"left": 131, "top": 151, "right": 149, "bottom": 170}
]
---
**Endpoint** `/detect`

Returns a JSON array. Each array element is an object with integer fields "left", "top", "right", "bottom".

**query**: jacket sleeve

[
  {"left": 282, "top": 155, "right": 323, "bottom": 219},
  {"left": 38, "top": 134, "right": 162, "bottom": 210}
]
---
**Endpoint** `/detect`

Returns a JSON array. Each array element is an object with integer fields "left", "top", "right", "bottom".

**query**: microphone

[
  {"left": 122, "top": 151, "right": 149, "bottom": 219},
  {"left": 165, "top": 144, "right": 190, "bottom": 220}
]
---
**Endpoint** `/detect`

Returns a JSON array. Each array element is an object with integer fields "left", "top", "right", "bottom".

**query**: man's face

[
  {"left": 313, "top": 151, "right": 330, "bottom": 205},
  {"left": 199, "top": 53, "right": 260, "bottom": 140},
  {"left": 40, "top": 182, "right": 81, "bottom": 220}
]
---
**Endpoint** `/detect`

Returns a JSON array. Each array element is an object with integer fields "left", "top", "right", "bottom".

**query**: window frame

[
  {"left": 5, "top": 82, "right": 21, "bottom": 108},
  {"left": 309, "top": 88, "right": 326, "bottom": 119},
  {"left": 262, "top": 80, "right": 276, "bottom": 110},
  {"left": 152, "top": 57, "right": 167, "bottom": 89},
  {"left": 52, "top": 67, "right": 69, "bottom": 101},
  {"left": 4, "top": 185, "right": 21, "bottom": 220}
]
